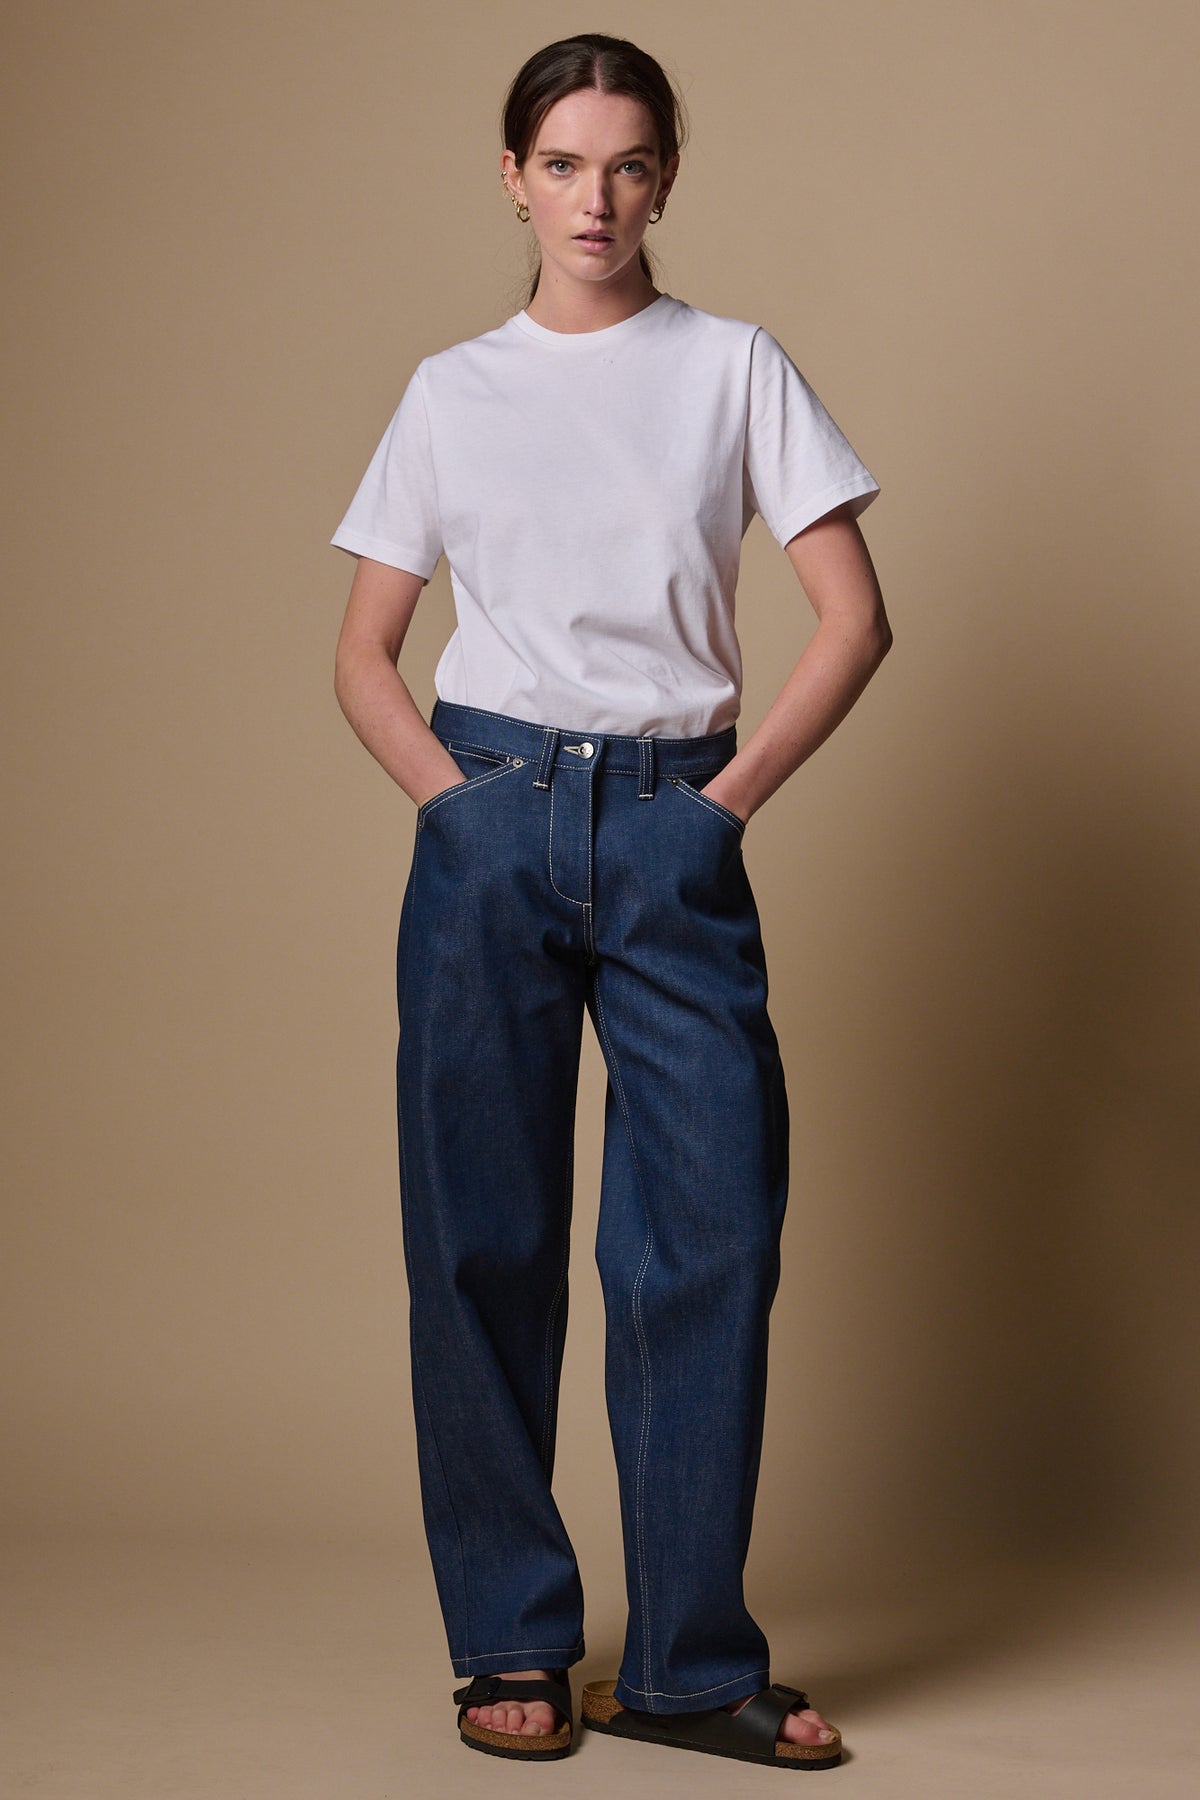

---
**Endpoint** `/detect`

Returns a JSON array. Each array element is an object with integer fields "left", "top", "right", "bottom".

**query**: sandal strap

[
  {"left": 453, "top": 1668, "right": 573, "bottom": 1726},
  {"left": 606, "top": 1680, "right": 810, "bottom": 1758},
  {"left": 726, "top": 1682, "right": 811, "bottom": 1755}
]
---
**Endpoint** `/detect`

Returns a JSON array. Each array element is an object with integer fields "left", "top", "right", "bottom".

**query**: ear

[{"left": 499, "top": 150, "right": 524, "bottom": 203}]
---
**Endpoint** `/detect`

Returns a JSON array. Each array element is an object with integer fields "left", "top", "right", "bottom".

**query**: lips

[{"left": 576, "top": 233, "right": 613, "bottom": 241}]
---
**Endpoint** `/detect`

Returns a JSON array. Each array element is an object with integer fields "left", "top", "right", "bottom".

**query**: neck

[{"left": 523, "top": 276, "right": 661, "bottom": 336}]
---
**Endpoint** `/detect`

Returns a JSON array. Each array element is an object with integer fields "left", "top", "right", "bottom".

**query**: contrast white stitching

[
  {"left": 584, "top": 759, "right": 596, "bottom": 959},
  {"left": 541, "top": 1132, "right": 573, "bottom": 1472},
  {"left": 671, "top": 776, "right": 746, "bottom": 837},
  {"left": 446, "top": 737, "right": 512, "bottom": 762},
  {"left": 395, "top": 840, "right": 473, "bottom": 1662},
  {"left": 417, "top": 756, "right": 524, "bottom": 828},
  {"left": 617, "top": 1668, "right": 771, "bottom": 1701},
  {"left": 461, "top": 1638, "right": 585, "bottom": 1660},
  {"left": 591, "top": 975, "right": 654, "bottom": 1702},
  {"left": 546, "top": 778, "right": 587, "bottom": 906}
]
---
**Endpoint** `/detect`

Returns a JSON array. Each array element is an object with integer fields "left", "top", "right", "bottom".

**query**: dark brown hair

[{"left": 500, "top": 34, "right": 689, "bottom": 308}]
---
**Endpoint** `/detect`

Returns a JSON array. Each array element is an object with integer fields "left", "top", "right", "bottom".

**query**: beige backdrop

[{"left": 3, "top": 0, "right": 1197, "bottom": 1636}]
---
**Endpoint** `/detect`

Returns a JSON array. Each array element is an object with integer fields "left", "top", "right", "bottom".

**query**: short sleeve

[
  {"left": 743, "top": 327, "right": 880, "bottom": 548},
  {"left": 329, "top": 363, "right": 443, "bottom": 580}
]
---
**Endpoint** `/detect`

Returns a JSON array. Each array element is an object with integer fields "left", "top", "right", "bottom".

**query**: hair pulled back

[{"left": 501, "top": 33, "right": 688, "bottom": 308}]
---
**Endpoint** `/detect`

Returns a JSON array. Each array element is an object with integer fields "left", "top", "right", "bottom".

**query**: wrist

[{"left": 701, "top": 766, "right": 760, "bottom": 824}]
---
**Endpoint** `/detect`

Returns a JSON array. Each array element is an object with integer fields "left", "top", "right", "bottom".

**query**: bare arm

[
  {"left": 332, "top": 557, "right": 465, "bottom": 808},
  {"left": 701, "top": 502, "right": 892, "bottom": 825},
  {"left": 335, "top": 505, "right": 890, "bottom": 817}
]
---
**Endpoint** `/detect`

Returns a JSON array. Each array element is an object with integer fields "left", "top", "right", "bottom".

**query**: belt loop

[
  {"left": 637, "top": 734, "right": 656, "bottom": 799},
  {"left": 534, "top": 725, "right": 560, "bottom": 790}
]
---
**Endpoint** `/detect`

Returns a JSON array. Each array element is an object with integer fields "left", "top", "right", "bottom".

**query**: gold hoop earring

[
  {"left": 649, "top": 200, "right": 666, "bottom": 223},
  {"left": 502, "top": 173, "right": 530, "bottom": 222}
]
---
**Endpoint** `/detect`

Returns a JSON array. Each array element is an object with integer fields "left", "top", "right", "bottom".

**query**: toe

[
  {"left": 462, "top": 1685, "right": 562, "bottom": 1740},
  {"left": 779, "top": 1704, "right": 838, "bottom": 1747}
]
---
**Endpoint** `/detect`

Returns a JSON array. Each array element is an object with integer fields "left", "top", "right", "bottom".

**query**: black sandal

[
  {"left": 580, "top": 1677, "right": 842, "bottom": 1770},
  {"left": 453, "top": 1667, "right": 574, "bottom": 1759}
]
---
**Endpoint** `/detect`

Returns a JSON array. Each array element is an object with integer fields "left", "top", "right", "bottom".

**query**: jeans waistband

[{"left": 429, "top": 699, "right": 738, "bottom": 781}]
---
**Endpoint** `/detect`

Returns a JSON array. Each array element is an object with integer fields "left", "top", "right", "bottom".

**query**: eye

[{"left": 541, "top": 158, "right": 649, "bottom": 177}]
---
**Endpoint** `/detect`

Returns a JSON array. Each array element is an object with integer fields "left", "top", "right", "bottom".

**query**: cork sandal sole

[
  {"left": 580, "top": 1677, "right": 842, "bottom": 1770},
  {"left": 452, "top": 1669, "right": 573, "bottom": 1761}
]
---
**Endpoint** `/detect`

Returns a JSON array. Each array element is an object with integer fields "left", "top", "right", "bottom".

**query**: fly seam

[{"left": 547, "top": 779, "right": 587, "bottom": 906}]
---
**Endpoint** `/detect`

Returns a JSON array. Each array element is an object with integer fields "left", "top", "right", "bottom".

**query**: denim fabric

[{"left": 395, "top": 699, "right": 789, "bottom": 1715}]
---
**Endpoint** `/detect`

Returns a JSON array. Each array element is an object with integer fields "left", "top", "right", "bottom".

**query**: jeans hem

[
  {"left": 612, "top": 1666, "right": 770, "bottom": 1715},
  {"left": 453, "top": 1639, "right": 586, "bottom": 1677}
]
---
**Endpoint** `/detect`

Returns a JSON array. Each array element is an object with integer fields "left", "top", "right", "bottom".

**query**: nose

[{"left": 584, "top": 178, "right": 613, "bottom": 218}]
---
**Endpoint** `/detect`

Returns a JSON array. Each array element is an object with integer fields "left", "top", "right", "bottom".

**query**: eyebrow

[{"left": 535, "top": 144, "right": 657, "bottom": 160}]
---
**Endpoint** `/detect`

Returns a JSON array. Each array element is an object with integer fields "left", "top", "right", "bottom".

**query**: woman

[{"left": 331, "top": 32, "right": 890, "bottom": 1773}]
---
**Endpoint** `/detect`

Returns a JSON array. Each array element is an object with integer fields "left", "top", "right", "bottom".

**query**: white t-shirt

[{"left": 330, "top": 292, "right": 879, "bottom": 737}]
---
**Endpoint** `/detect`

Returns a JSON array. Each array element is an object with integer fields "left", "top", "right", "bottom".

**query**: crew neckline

[{"left": 510, "top": 292, "right": 674, "bottom": 347}]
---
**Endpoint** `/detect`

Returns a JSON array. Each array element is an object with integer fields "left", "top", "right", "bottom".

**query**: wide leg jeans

[{"left": 395, "top": 699, "right": 790, "bottom": 1715}]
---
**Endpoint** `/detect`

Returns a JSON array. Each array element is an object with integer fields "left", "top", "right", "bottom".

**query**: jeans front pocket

[
  {"left": 668, "top": 774, "right": 747, "bottom": 839},
  {"left": 416, "top": 745, "right": 528, "bottom": 830}
]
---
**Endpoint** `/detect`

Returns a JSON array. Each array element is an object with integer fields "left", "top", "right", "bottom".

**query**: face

[{"left": 503, "top": 88, "right": 679, "bottom": 291}]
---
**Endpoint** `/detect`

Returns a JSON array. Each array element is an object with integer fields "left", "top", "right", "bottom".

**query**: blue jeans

[{"left": 395, "top": 699, "right": 789, "bottom": 1715}]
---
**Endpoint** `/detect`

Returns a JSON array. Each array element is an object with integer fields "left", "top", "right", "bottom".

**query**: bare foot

[
  {"left": 725, "top": 1688, "right": 839, "bottom": 1749},
  {"left": 464, "top": 1668, "right": 563, "bottom": 1738}
]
